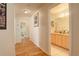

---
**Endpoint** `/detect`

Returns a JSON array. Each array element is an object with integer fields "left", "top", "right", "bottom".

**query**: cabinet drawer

[{"left": 51, "top": 34, "right": 69, "bottom": 49}]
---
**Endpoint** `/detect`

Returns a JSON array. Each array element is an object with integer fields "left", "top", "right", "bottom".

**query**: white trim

[{"left": 68, "top": 4, "right": 72, "bottom": 56}]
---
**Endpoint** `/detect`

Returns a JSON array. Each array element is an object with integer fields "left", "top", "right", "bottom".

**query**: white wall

[
  {"left": 39, "top": 6, "right": 50, "bottom": 55},
  {"left": 0, "top": 4, "right": 15, "bottom": 56},
  {"left": 69, "top": 4, "right": 79, "bottom": 56},
  {"left": 30, "top": 11, "right": 40, "bottom": 47},
  {"left": 15, "top": 19, "right": 21, "bottom": 43}
]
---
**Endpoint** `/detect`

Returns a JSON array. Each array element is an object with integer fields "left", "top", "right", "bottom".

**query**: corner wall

[
  {"left": 39, "top": 6, "right": 50, "bottom": 55},
  {"left": 69, "top": 3, "right": 79, "bottom": 56},
  {"left": 0, "top": 4, "right": 15, "bottom": 56}
]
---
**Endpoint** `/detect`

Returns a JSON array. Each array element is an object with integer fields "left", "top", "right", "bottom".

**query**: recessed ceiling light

[
  {"left": 24, "top": 9, "right": 31, "bottom": 14},
  {"left": 24, "top": 10, "right": 28, "bottom": 14}
]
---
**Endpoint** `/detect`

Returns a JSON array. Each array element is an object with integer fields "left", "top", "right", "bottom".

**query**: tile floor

[{"left": 51, "top": 44, "right": 69, "bottom": 56}]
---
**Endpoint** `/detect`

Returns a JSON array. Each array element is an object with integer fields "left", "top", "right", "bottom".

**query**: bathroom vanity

[{"left": 51, "top": 33, "right": 69, "bottom": 49}]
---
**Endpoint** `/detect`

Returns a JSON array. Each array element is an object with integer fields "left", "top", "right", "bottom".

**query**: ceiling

[
  {"left": 15, "top": 3, "right": 43, "bottom": 17},
  {"left": 15, "top": 3, "right": 59, "bottom": 18},
  {"left": 50, "top": 3, "right": 69, "bottom": 14}
]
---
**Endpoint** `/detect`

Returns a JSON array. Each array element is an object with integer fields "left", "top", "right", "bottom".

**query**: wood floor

[{"left": 15, "top": 39, "right": 48, "bottom": 56}]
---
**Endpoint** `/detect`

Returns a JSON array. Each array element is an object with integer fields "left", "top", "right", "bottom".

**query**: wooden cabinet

[{"left": 51, "top": 33, "right": 69, "bottom": 49}]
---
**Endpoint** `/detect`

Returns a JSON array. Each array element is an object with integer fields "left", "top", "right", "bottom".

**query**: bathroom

[{"left": 50, "top": 3, "right": 70, "bottom": 56}]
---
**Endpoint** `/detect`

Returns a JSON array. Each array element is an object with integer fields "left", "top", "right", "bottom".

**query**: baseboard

[
  {"left": 39, "top": 46, "right": 50, "bottom": 56},
  {"left": 29, "top": 38, "right": 50, "bottom": 56},
  {"left": 29, "top": 38, "right": 40, "bottom": 48}
]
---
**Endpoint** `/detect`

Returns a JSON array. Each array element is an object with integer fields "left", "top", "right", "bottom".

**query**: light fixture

[
  {"left": 24, "top": 9, "right": 30, "bottom": 14},
  {"left": 24, "top": 10, "right": 28, "bottom": 14}
]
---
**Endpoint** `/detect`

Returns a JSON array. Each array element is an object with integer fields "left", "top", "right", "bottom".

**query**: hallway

[{"left": 15, "top": 39, "right": 48, "bottom": 56}]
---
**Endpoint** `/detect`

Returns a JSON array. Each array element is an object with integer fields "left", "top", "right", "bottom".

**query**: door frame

[{"left": 48, "top": 3, "right": 72, "bottom": 56}]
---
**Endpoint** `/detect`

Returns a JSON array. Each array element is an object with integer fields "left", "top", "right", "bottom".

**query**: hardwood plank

[{"left": 15, "top": 39, "right": 48, "bottom": 56}]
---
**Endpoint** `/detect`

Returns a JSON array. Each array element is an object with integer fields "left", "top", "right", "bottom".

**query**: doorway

[{"left": 49, "top": 3, "right": 70, "bottom": 56}]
